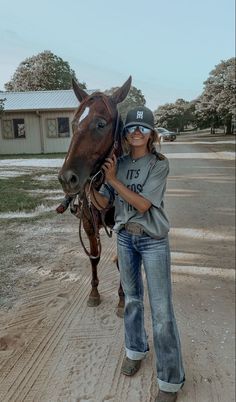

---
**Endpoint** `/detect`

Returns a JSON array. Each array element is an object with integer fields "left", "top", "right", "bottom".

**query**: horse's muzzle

[{"left": 58, "top": 169, "right": 81, "bottom": 195}]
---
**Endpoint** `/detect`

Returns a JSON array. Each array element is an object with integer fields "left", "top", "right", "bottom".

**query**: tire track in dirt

[
  {"left": 0, "top": 216, "right": 235, "bottom": 401},
  {"left": 0, "top": 233, "right": 124, "bottom": 402},
  {"left": 0, "top": 281, "right": 61, "bottom": 371},
  {"left": 0, "top": 276, "right": 90, "bottom": 401}
]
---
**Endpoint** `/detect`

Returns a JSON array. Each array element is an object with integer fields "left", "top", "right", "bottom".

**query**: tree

[
  {"left": 105, "top": 85, "right": 146, "bottom": 120},
  {"left": 195, "top": 58, "right": 236, "bottom": 134},
  {"left": 194, "top": 94, "right": 221, "bottom": 132},
  {"left": 4, "top": 50, "right": 86, "bottom": 91},
  {"left": 154, "top": 99, "right": 196, "bottom": 132}
]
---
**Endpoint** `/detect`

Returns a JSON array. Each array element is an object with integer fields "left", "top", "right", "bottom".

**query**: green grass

[{"left": 0, "top": 172, "right": 62, "bottom": 213}]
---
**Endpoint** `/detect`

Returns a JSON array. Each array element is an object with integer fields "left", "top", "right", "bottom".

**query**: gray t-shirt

[{"left": 100, "top": 153, "right": 170, "bottom": 239}]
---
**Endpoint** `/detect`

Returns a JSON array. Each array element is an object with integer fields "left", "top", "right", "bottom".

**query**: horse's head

[{"left": 58, "top": 76, "right": 132, "bottom": 196}]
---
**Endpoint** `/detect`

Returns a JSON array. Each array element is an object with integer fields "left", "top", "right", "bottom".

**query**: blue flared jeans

[{"left": 117, "top": 230, "right": 185, "bottom": 392}]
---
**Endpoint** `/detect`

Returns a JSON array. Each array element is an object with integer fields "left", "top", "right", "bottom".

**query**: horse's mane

[{"left": 115, "top": 117, "right": 124, "bottom": 158}]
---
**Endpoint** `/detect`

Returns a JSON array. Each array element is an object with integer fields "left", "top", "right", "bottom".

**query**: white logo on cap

[{"left": 136, "top": 111, "right": 143, "bottom": 119}]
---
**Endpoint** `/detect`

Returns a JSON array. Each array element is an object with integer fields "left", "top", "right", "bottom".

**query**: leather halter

[{"left": 77, "top": 96, "right": 121, "bottom": 259}]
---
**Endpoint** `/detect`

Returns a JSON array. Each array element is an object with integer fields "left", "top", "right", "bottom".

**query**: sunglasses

[{"left": 126, "top": 125, "right": 152, "bottom": 135}]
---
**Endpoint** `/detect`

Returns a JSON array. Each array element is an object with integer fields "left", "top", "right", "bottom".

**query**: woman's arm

[
  {"left": 103, "top": 155, "right": 151, "bottom": 214},
  {"left": 108, "top": 177, "right": 151, "bottom": 214}
]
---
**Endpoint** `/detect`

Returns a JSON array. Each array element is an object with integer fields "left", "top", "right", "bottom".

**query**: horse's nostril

[
  {"left": 70, "top": 174, "right": 78, "bottom": 184},
  {"left": 58, "top": 174, "right": 64, "bottom": 185},
  {"left": 58, "top": 170, "right": 80, "bottom": 190}
]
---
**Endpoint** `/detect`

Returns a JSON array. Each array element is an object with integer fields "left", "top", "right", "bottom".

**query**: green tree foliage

[
  {"left": 105, "top": 85, "right": 146, "bottom": 120},
  {"left": 154, "top": 99, "right": 196, "bottom": 132},
  {"left": 195, "top": 58, "right": 235, "bottom": 133},
  {"left": 4, "top": 50, "right": 86, "bottom": 92}
]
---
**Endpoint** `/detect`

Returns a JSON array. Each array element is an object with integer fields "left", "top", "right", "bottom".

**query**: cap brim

[{"left": 124, "top": 122, "right": 154, "bottom": 130}]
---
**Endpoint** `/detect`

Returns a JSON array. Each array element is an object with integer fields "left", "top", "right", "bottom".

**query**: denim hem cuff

[
  {"left": 158, "top": 378, "right": 184, "bottom": 392},
  {"left": 126, "top": 347, "right": 148, "bottom": 360}
]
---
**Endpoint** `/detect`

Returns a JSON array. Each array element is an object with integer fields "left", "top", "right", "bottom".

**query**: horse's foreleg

[
  {"left": 115, "top": 257, "right": 125, "bottom": 318},
  {"left": 87, "top": 236, "right": 101, "bottom": 307},
  {"left": 88, "top": 256, "right": 101, "bottom": 306}
]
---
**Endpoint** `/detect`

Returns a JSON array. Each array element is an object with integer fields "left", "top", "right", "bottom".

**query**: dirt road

[{"left": 0, "top": 136, "right": 235, "bottom": 402}]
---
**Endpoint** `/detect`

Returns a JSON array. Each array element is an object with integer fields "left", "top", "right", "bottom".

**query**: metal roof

[{"left": 0, "top": 89, "right": 96, "bottom": 112}]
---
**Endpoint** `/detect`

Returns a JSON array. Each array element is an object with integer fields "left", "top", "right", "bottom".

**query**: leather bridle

[{"left": 76, "top": 96, "right": 121, "bottom": 259}]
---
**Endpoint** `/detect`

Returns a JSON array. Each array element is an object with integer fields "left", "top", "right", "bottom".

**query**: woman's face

[{"left": 126, "top": 126, "right": 151, "bottom": 149}]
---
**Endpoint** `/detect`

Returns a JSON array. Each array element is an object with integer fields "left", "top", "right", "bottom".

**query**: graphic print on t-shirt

[{"left": 123, "top": 167, "right": 144, "bottom": 211}]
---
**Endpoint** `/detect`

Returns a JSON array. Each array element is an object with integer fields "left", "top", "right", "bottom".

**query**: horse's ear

[
  {"left": 72, "top": 78, "right": 88, "bottom": 102},
  {"left": 111, "top": 76, "right": 132, "bottom": 104}
]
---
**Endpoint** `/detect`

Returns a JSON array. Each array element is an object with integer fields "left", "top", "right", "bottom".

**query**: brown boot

[
  {"left": 121, "top": 356, "right": 141, "bottom": 376},
  {"left": 56, "top": 195, "right": 72, "bottom": 214},
  {"left": 155, "top": 390, "right": 178, "bottom": 402}
]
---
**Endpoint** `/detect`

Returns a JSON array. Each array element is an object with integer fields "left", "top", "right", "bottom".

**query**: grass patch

[
  {"left": 0, "top": 172, "right": 63, "bottom": 213},
  {"left": 1, "top": 190, "right": 45, "bottom": 213}
]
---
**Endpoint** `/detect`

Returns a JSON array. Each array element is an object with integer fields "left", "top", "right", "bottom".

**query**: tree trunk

[{"left": 226, "top": 118, "right": 232, "bottom": 135}]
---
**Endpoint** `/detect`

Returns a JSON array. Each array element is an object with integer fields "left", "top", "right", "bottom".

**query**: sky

[{"left": 0, "top": 0, "right": 235, "bottom": 110}]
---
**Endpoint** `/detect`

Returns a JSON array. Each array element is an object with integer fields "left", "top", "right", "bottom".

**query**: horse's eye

[{"left": 97, "top": 120, "right": 106, "bottom": 129}]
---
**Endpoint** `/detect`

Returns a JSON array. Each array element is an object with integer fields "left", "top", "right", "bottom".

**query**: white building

[{"left": 0, "top": 89, "right": 93, "bottom": 155}]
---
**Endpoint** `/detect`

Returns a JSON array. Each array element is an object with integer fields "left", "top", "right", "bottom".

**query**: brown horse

[{"left": 58, "top": 76, "right": 132, "bottom": 314}]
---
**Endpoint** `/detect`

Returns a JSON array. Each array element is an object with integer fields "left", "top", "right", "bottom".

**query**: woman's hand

[{"left": 102, "top": 154, "right": 117, "bottom": 183}]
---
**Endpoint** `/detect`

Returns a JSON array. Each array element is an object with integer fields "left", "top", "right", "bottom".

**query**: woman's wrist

[{"left": 107, "top": 177, "right": 119, "bottom": 187}]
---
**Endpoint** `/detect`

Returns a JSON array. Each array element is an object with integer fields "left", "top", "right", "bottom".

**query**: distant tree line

[
  {"left": 154, "top": 58, "right": 236, "bottom": 134},
  {"left": 3, "top": 51, "right": 235, "bottom": 133}
]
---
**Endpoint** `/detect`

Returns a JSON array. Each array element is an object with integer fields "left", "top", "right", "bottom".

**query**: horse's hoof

[
  {"left": 87, "top": 296, "right": 101, "bottom": 307},
  {"left": 116, "top": 306, "right": 124, "bottom": 318}
]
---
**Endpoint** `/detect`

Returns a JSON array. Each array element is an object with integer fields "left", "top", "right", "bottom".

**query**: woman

[{"left": 87, "top": 106, "right": 185, "bottom": 402}]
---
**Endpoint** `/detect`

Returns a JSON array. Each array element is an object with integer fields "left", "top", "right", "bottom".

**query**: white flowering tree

[
  {"left": 154, "top": 99, "right": 196, "bottom": 132},
  {"left": 195, "top": 58, "right": 236, "bottom": 134},
  {"left": 4, "top": 50, "right": 86, "bottom": 91}
]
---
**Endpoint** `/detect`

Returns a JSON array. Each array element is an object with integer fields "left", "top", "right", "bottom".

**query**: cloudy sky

[{"left": 0, "top": 0, "right": 234, "bottom": 109}]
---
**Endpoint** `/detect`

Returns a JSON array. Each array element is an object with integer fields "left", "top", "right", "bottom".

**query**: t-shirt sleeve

[
  {"left": 99, "top": 183, "right": 115, "bottom": 204},
  {"left": 140, "top": 158, "right": 169, "bottom": 208}
]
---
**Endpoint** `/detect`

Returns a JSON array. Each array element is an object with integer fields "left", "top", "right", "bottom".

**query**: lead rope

[{"left": 78, "top": 197, "right": 102, "bottom": 259}]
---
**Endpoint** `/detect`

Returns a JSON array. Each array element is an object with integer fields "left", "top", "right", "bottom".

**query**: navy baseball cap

[{"left": 124, "top": 106, "right": 155, "bottom": 131}]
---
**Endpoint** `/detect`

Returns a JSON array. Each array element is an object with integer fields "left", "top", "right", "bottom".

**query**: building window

[
  {"left": 13, "top": 119, "right": 25, "bottom": 138},
  {"left": 58, "top": 117, "right": 70, "bottom": 137},
  {"left": 2, "top": 119, "right": 25, "bottom": 139},
  {"left": 47, "top": 119, "right": 58, "bottom": 138},
  {"left": 47, "top": 117, "right": 70, "bottom": 138}
]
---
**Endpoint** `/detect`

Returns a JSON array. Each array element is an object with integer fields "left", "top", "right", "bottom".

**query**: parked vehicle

[{"left": 156, "top": 127, "right": 177, "bottom": 142}]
